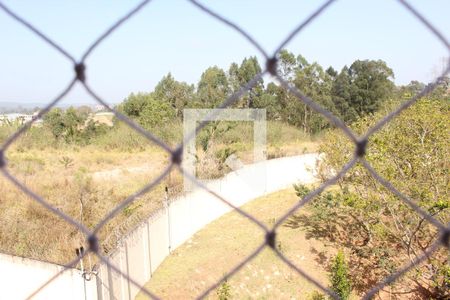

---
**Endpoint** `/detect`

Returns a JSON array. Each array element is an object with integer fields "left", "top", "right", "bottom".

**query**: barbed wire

[{"left": 0, "top": 0, "right": 448, "bottom": 299}]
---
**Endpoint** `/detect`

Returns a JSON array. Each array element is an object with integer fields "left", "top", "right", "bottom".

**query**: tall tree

[
  {"left": 227, "top": 62, "right": 241, "bottom": 93},
  {"left": 153, "top": 73, "right": 194, "bottom": 117},
  {"left": 256, "top": 82, "right": 284, "bottom": 121},
  {"left": 228, "top": 56, "right": 264, "bottom": 108},
  {"left": 398, "top": 80, "right": 426, "bottom": 99},
  {"left": 326, "top": 66, "right": 338, "bottom": 78},
  {"left": 119, "top": 92, "right": 175, "bottom": 129},
  {"left": 331, "top": 66, "right": 358, "bottom": 122},
  {"left": 272, "top": 51, "right": 336, "bottom": 133},
  {"left": 429, "top": 75, "right": 450, "bottom": 101},
  {"left": 43, "top": 107, "right": 87, "bottom": 142},
  {"left": 332, "top": 60, "right": 395, "bottom": 123},
  {"left": 293, "top": 58, "right": 336, "bottom": 133},
  {"left": 277, "top": 49, "right": 297, "bottom": 80},
  {"left": 318, "top": 99, "right": 449, "bottom": 297},
  {"left": 197, "top": 66, "right": 229, "bottom": 108}
]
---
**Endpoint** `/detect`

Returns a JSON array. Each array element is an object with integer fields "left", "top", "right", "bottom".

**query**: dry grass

[
  {"left": 0, "top": 145, "right": 174, "bottom": 264},
  {"left": 137, "top": 188, "right": 337, "bottom": 300},
  {"left": 0, "top": 121, "right": 320, "bottom": 267}
]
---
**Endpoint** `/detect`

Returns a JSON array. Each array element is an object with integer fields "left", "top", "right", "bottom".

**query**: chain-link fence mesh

[{"left": 0, "top": 0, "right": 449, "bottom": 299}]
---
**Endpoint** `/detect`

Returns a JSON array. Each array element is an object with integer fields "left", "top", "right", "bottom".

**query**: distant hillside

[
  {"left": 0, "top": 101, "right": 109, "bottom": 113},
  {"left": 0, "top": 102, "right": 44, "bottom": 113}
]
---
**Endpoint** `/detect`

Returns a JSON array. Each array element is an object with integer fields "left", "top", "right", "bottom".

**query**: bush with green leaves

[
  {"left": 80, "top": 119, "right": 108, "bottom": 144},
  {"left": 330, "top": 250, "right": 352, "bottom": 300},
  {"left": 43, "top": 107, "right": 109, "bottom": 145},
  {"left": 317, "top": 99, "right": 449, "bottom": 297},
  {"left": 118, "top": 92, "right": 176, "bottom": 130},
  {"left": 293, "top": 183, "right": 311, "bottom": 198},
  {"left": 44, "top": 107, "right": 86, "bottom": 143}
]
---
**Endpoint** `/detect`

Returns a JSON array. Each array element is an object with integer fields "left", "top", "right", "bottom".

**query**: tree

[
  {"left": 43, "top": 107, "right": 86, "bottom": 143},
  {"left": 43, "top": 106, "right": 111, "bottom": 144},
  {"left": 118, "top": 92, "right": 147, "bottom": 118},
  {"left": 228, "top": 56, "right": 264, "bottom": 108},
  {"left": 256, "top": 82, "right": 284, "bottom": 121},
  {"left": 397, "top": 80, "right": 426, "bottom": 99},
  {"left": 394, "top": 78, "right": 450, "bottom": 103},
  {"left": 268, "top": 50, "right": 337, "bottom": 133},
  {"left": 228, "top": 62, "right": 241, "bottom": 94},
  {"left": 43, "top": 108, "right": 65, "bottom": 139},
  {"left": 119, "top": 92, "right": 175, "bottom": 129},
  {"left": 326, "top": 66, "right": 338, "bottom": 78},
  {"left": 331, "top": 66, "right": 358, "bottom": 122},
  {"left": 271, "top": 51, "right": 337, "bottom": 133},
  {"left": 63, "top": 107, "right": 85, "bottom": 141},
  {"left": 330, "top": 250, "right": 352, "bottom": 300},
  {"left": 81, "top": 119, "right": 108, "bottom": 143},
  {"left": 332, "top": 60, "right": 395, "bottom": 123},
  {"left": 277, "top": 49, "right": 297, "bottom": 80},
  {"left": 153, "top": 73, "right": 194, "bottom": 117},
  {"left": 292, "top": 58, "right": 336, "bottom": 133},
  {"left": 429, "top": 75, "right": 450, "bottom": 101},
  {"left": 318, "top": 99, "right": 449, "bottom": 297},
  {"left": 197, "top": 66, "right": 229, "bottom": 108}
]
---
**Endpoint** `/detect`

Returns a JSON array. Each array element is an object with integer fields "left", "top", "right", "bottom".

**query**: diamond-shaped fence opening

[{"left": 0, "top": 0, "right": 449, "bottom": 299}]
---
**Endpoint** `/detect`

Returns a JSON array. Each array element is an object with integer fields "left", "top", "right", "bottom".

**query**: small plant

[
  {"left": 217, "top": 278, "right": 232, "bottom": 300},
  {"left": 330, "top": 250, "right": 352, "bottom": 300},
  {"left": 276, "top": 240, "right": 285, "bottom": 253},
  {"left": 294, "top": 183, "right": 311, "bottom": 198},
  {"left": 215, "top": 147, "right": 237, "bottom": 171},
  {"left": 123, "top": 202, "right": 143, "bottom": 217},
  {"left": 308, "top": 291, "right": 326, "bottom": 300},
  {"left": 59, "top": 156, "right": 74, "bottom": 169}
]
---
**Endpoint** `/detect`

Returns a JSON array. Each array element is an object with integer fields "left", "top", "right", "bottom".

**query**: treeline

[
  {"left": 119, "top": 49, "right": 449, "bottom": 134},
  {"left": 31, "top": 50, "right": 449, "bottom": 146}
]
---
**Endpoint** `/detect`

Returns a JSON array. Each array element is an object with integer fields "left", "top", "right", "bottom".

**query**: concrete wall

[
  {"left": 0, "top": 253, "right": 97, "bottom": 300},
  {"left": 96, "top": 154, "right": 319, "bottom": 300}
]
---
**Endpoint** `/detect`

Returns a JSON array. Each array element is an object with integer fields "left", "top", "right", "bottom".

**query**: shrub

[
  {"left": 59, "top": 156, "right": 74, "bottom": 169},
  {"left": 330, "top": 250, "right": 352, "bottom": 300},
  {"left": 216, "top": 279, "right": 232, "bottom": 300},
  {"left": 119, "top": 92, "right": 176, "bottom": 130},
  {"left": 318, "top": 99, "right": 449, "bottom": 295},
  {"left": 308, "top": 291, "right": 326, "bottom": 300},
  {"left": 294, "top": 183, "right": 311, "bottom": 198}
]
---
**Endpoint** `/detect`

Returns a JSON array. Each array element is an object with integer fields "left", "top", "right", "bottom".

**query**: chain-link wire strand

[{"left": 0, "top": 0, "right": 448, "bottom": 299}]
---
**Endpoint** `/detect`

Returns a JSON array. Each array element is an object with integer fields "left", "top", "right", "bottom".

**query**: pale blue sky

[{"left": 0, "top": 0, "right": 449, "bottom": 105}]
